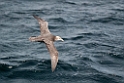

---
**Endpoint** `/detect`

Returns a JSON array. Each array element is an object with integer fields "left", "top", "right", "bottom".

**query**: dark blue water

[{"left": 0, "top": 0, "right": 124, "bottom": 83}]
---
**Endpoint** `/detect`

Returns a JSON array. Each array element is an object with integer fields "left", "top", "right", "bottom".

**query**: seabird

[{"left": 29, "top": 15, "right": 64, "bottom": 72}]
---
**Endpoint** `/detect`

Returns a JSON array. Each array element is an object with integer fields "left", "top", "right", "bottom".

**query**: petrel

[{"left": 29, "top": 15, "right": 64, "bottom": 72}]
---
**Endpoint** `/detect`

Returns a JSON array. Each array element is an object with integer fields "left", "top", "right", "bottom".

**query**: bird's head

[{"left": 55, "top": 36, "right": 64, "bottom": 41}]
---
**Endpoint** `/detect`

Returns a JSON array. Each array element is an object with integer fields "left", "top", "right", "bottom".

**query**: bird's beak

[{"left": 61, "top": 38, "right": 64, "bottom": 41}]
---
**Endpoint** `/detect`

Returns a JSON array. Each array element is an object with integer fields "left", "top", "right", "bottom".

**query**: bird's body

[
  {"left": 29, "top": 15, "right": 64, "bottom": 72},
  {"left": 30, "top": 34, "right": 55, "bottom": 42}
]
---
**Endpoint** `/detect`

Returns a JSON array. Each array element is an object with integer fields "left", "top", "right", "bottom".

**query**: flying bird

[{"left": 29, "top": 15, "right": 64, "bottom": 72}]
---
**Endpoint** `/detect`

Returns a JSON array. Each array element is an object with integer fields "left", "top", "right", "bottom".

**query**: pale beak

[{"left": 61, "top": 38, "right": 64, "bottom": 41}]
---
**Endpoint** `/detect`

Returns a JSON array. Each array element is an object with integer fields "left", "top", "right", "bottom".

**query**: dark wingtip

[
  {"left": 52, "top": 69, "right": 54, "bottom": 72},
  {"left": 33, "top": 14, "right": 35, "bottom": 17},
  {"left": 33, "top": 15, "right": 39, "bottom": 19},
  {"left": 32, "top": 15, "right": 45, "bottom": 22}
]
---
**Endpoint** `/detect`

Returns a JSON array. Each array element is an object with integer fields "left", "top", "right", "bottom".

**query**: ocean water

[{"left": 0, "top": 0, "right": 124, "bottom": 83}]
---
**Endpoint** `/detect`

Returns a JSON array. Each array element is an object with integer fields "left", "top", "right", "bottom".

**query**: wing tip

[
  {"left": 51, "top": 63, "right": 57, "bottom": 72},
  {"left": 52, "top": 68, "right": 55, "bottom": 72},
  {"left": 32, "top": 15, "right": 46, "bottom": 22},
  {"left": 33, "top": 14, "right": 39, "bottom": 19},
  {"left": 51, "top": 55, "right": 58, "bottom": 72},
  {"left": 51, "top": 65, "right": 57, "bottom": 72}
]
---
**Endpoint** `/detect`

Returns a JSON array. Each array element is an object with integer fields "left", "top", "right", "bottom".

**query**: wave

[
  {"left": 90, "top": 16, "right": 124, "bottom": 25},
  {"left": 64, "top": 1, "right": 77, "bottom": 5},
  {"left": 0, "top": 43, "right": 13, "bottom": 52},
  {"left": 112, "top": 9, "right": 124, "bottom": 12},
  {"left": 49, "top": 17, "right": 68, "bottom": 23},
  {"left": 78, "top": 32, "right": 109, "bottom": 37}
]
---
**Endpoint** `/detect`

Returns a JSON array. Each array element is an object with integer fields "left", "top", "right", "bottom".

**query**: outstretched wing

[
  {"left": 44, "top": 40, "right": 58, "bottom": 72},
  {"left": 33, "top": 15, "right": 51, "bottom": 35}
]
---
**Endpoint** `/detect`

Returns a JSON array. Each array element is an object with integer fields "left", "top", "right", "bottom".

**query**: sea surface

[{"left": 0, "top": 0, "right": 124, "bottom": 83}]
